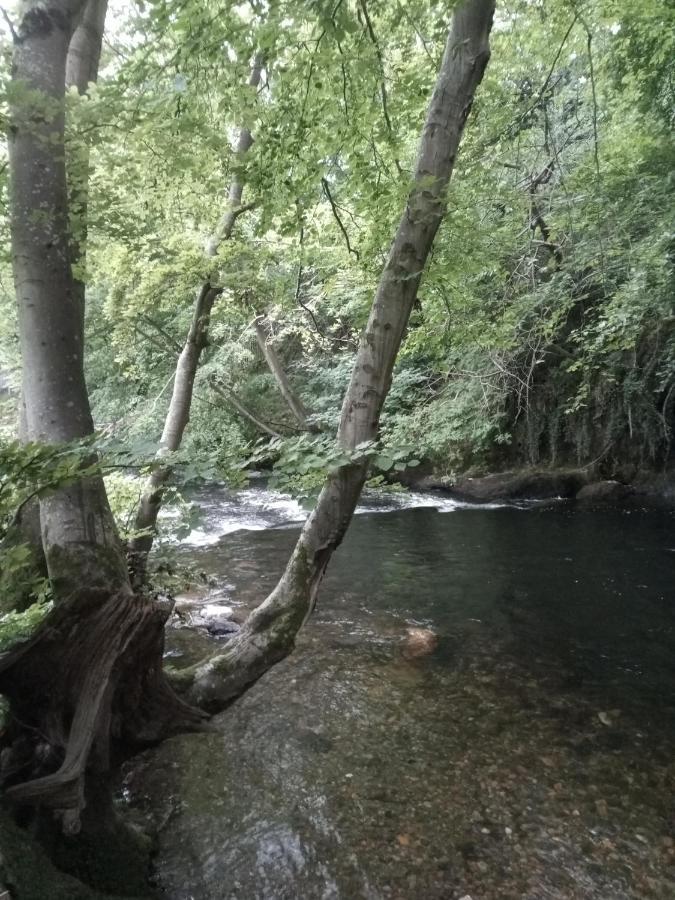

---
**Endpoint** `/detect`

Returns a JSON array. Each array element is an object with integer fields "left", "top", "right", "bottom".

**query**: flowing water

[{"left": 124, "top": 485, "right": 675, "bottom": 899}]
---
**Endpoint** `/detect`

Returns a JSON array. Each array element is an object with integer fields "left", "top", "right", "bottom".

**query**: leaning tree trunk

[
  {"left": 253, "top": 315, "right": 315, "bottom": 430},
  {"left": 128, "top": 56, "right": 263, "bottom": 582},
  {"left": 2, "top": 0, "right": 204, "bottom": 839},
  {"left": 176, "top": 0, "right": 496, "bottom": 711}
]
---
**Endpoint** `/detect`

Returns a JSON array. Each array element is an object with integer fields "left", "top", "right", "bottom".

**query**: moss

[
  {"left": 46, "top": 542, "right": 129, "bottom": 598},
  {"left": 0, "top": 805, "right": 156, "bottom": 900}
]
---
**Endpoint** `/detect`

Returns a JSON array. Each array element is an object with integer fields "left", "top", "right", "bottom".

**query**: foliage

[
  {"left": 0, "top": 435, "right": 218, "bottom": 614},
  {"left": 0, "top": 0, "right": 673, "bottom": 532}
]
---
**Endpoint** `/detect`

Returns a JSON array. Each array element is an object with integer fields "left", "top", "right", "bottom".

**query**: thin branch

[
  {"left": 209, "top": 378, "right": 281, "bottom": 438},
  {"left": 484, "top": 14, "right": 578, "bottom": 149},
  {"left": 579, "top": 15, "right": 606, "bottom": 282},
  {"left": 292, "top": 223, "right": 326, "bottom": 341},
  {"left": 321, "top": 177, "right": 360, "bottom": 260},
  {"left": 358, "top": 0, "right": 403, "bottom": 174},
  {"left": 396, "top": 2, "right": 436, "bottom": 65},
  {"left": 139, "top": 315, "right": 183, "bottom": 354},
  {"left": 519, "top": 14, "right": 578, "bottom": 129},
  {"left": 581, "top": 19, "right": 601, "bottom": 182},
  {"left": 0, "top": 6, "right": 18, "bottom": 42}
]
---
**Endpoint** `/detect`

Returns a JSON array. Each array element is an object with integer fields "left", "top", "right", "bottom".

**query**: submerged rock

[
  {"left": 402, "top": 626, "right": 439, "bottom": 659},
  {"left": 205, "top": 619, "right": 240, "bottom": 637}
]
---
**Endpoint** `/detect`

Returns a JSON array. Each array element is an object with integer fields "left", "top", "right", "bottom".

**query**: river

[{"left": 123, "top": 484, "right": 675, "bottom": 899}]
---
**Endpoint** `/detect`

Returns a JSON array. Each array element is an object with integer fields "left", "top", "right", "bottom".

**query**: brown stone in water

[{"left": 402, "top": 627, "right": 439, "bottom": 659}]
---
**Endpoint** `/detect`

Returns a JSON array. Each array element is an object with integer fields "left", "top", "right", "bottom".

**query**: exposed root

[{"left": 0, "top": 589, "right": 206, "bottom": 830}]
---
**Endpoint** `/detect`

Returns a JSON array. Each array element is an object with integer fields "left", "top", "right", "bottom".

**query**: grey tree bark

[
  {"left": 175, "top": 0, "right": 496, "bottom": 710},
  {"left": 66, "top": 0, "right": 108, "bottom": 90},
  {"left": 129, "top": 56, "right": 263, "bottom": 580},
  {"left": 10, "top": 1, "right": 108, "bottom": 585},
  {"left": 8, "top": 0, "right": 126, "bottom": 597},
  {"left": 67, "top": 0, "right": 108, "bottom": 342}
]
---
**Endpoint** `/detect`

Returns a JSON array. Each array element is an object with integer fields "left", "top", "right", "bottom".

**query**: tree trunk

[
  {"left": 67, "top": 0, "right": 109, "bottom": 343},
  {"left": 253, "top": 316, "right": 315, "bottom": 431},
  {"left": 128, "top": 56, "right": 263, "bottom": 582},
  {"left": 8, "top": 0, "right": 126, "bottom": 597},
  {"left": 9, "top": 1, "right": 108, "bottom": 590},
  {"left": 3, "top": 1, "right": 204, "bottom": 841},
  {"left": 176, "top": 0, "right": 496, "bottom": 711},
  {"left": 66, "top": 0, "right": 108, "bottom": 91}
]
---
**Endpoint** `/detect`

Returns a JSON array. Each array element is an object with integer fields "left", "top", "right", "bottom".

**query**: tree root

[{"left": 0, "top": 589, "right": 206, "bottom": 831}]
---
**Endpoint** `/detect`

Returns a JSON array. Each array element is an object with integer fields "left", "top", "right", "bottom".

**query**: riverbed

[{"left": 124, "top": 485, "right": 675, "bottom": 899}]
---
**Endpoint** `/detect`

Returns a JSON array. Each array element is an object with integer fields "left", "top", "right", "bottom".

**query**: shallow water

[{"left": 125, "top": 487, "right": 675, "bottom": 899}]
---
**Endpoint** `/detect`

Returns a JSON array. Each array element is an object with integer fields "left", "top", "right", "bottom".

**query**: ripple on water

[{"left": 175, "top": 484, "right": 523, "bottom": 547}]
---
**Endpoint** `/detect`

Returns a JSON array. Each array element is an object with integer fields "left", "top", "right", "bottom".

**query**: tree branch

[
  {"left": 208, "top": 378, "right": 281, "bottom": 438},
  {"left": 321, "top": 177, "right": 360, "bottom": 260}
]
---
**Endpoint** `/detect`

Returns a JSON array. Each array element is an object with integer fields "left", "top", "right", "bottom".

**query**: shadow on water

[{"left": 124, "top": 492, "right": 675, "bottom": 899}]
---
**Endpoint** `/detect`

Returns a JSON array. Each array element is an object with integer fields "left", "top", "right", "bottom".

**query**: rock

[
  {"left": 202, "top": 603, "right": 234, "bottom": 620},
  {"left": 422, "top": 470, "right": 589, "bottom": 503},
  {"left": 189, "top": 602, "right": 239, "bottom": 637},
  {"left": 205, "top": 620, "right": 240, "bottom": 637},
  {"left": 412, "top": 474, "right": 455, "bottom": 492},
  {"left": 402, "top": 627, "right": 439, "bottom": 659},
  {"left": 411, "top": 466, "right": 675, "bottom": 507},
  {"left": 576, "top": 480, "right": 632, "bottom": 502}
]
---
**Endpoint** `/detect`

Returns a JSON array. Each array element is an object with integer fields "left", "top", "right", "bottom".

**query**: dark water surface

[{"left": 125, "top": 488, "right": 675, "bottom": 899}]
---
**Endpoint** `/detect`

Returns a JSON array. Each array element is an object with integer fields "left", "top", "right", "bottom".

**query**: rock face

[
  {"left": 576, "top": 480, "right": 632, "bottom": 502},
  {"left": 418, "top": 470, "right": 589, "bottom": 503},
  {"left": 411, "top": 466, "right": 675, "bottom": 507}
]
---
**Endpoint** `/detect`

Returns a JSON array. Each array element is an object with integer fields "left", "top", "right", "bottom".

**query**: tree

[
  {"left": 2, "top": 0, "right": 203, "bottom": 835},
  {"left": 128, "top": 55, "right": 263, "bottom": 582},
  {"left": 7, "top": 1, "right": 123, "bottom": 597},
  {"left": 1, "top": 0, "right": 494, "bottom": 890},
  {"left": 174, "top": 0, "right": 496, "bottom": 710},
  {"left": 12, "top": 0, "right": 108, "bottom": 576}
]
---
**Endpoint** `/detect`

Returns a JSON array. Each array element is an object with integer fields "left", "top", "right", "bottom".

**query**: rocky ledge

[{"left": 410, "top": 468, "right": 675, "bottom": 508}]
